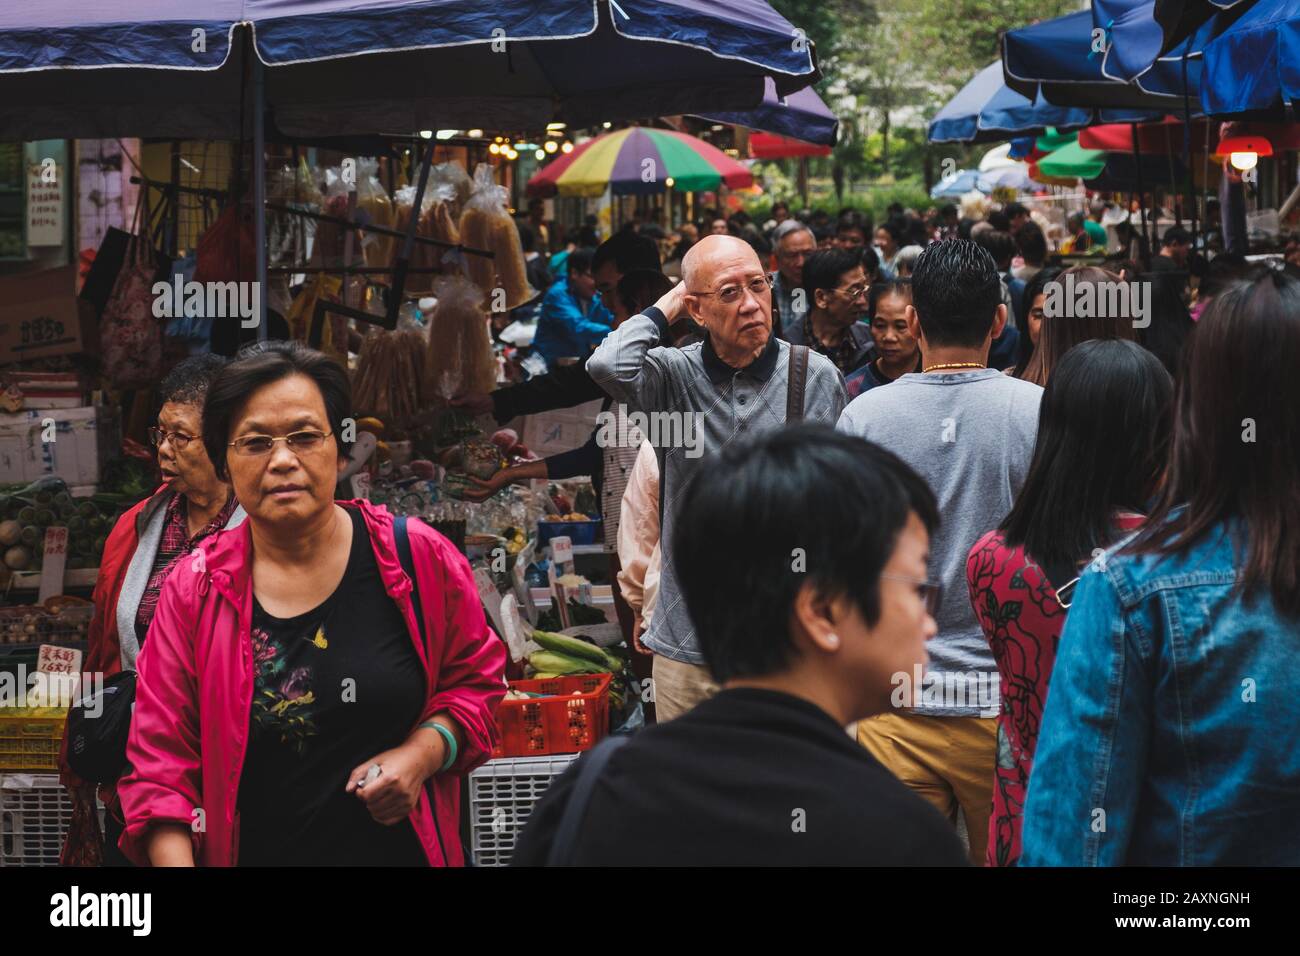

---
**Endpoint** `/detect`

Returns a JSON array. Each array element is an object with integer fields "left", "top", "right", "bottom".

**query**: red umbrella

[{"left": 749, "top": 132, "right": 831, "bottom": 159}]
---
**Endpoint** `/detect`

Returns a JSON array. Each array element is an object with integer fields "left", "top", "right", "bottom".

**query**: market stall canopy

[
  {"left": 929, "top": 169, "right": 985, "bottom": 199},
  {"left": 1003, "top": 8, "right": 1204, "bottom": 109},
  {"left": 1077, "top": 117, "right": 1213, "bottom": 152},
  {"left": 1094, "top": 0, "right": 1256, "bottom": 84},
  {"left": 693, "top": 77, "right": 838, "bottom": 147},
  {"left": 928, "top": 60, "right": 1154, "bottom": 144},
  {"left": 977, "top": 164, "right": 1037, "bottom": 193},
  {"left": 1201, "top": 0, "right": 1300, "bottom": 115},
  {"left": 0, "top": 0, "right": 820, "bottom": 139},
  {"left": 526, "top": 126, "right": 753, "bottom": 198},
  {"left": 747, "top": 133, "right": 832, "bottom": 158},
  {"left": 1036, "top": 134, "right": 1193, "bottom": 188}
]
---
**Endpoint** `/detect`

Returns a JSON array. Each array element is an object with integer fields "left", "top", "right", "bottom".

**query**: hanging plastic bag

[
  {"left": 99, "top": 190, "right": 168, "bottom": 389},
  {"left": 355, "top": 157, "right": 396, "bottom": 267},
  {"left": 286, "top": 274, "right": 347, "bottom": 363},
  {"left": 458, "top": 163, "right": 535, "bottom": 311},
  {"left": 425, "top": 274, "right": 497, "bottom": 403}
]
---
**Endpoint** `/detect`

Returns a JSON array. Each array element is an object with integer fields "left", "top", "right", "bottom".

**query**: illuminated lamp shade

[{"left": 1216, "top": 135, "right": 1273, "bottom": 172}]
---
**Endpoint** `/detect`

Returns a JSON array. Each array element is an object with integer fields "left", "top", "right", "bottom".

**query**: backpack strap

[
  {"left": 394, "top": 515, "right": 425, "bottom": 643},
  {"left": 786, "top": 344, "right": 809, "bottom": 422},
  {"left": 545, "top": 734, "right": 631, "bottom": 866}
]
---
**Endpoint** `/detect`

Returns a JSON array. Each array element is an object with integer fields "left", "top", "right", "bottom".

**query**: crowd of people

[{"left": 61, "top": 184, "right": 1300, "bottom": 868}]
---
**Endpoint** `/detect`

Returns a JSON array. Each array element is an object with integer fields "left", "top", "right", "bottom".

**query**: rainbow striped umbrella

[{"left": 527, "top": 126, "right": 754, "bottom": 199}]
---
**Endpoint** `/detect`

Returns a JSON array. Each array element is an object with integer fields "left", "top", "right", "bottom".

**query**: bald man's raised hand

[{"left": 653, "top": 280, "right": 689, "bottom": 325}]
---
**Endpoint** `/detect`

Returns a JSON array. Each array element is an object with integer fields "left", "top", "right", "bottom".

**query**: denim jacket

[{"left": 1021, "top": 519, "right": 1300, "bottom": 866}]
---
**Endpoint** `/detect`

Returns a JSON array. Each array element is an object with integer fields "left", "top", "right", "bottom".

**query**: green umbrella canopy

[{"left": 1036, "top": 137, "right": 1107, "bottom": 180}]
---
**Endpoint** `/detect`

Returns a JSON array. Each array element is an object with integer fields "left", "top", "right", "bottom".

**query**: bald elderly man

[{"left": 588, "top": 235, "right": 847, "bottom": 720}]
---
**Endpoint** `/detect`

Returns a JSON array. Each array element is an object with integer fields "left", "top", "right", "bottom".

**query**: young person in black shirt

[{"left": 513, "top": 426, "right": 968, "bottom": 866}]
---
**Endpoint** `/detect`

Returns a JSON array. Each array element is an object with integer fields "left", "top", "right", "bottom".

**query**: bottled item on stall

[{"left": 459, "top": 164, "right": 535, "bottom": 311}]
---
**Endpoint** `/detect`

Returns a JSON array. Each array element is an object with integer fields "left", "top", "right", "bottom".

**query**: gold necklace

[{"left": 923, "top": 362, "right": 984, "bottom": 372}]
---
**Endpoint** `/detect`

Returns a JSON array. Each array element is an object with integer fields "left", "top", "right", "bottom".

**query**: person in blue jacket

[{"left": 532, "top": 247, "right": 615, "bottom": 370}]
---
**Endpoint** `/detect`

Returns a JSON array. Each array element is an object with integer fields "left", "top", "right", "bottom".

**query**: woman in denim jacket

[{"left": 1022, "top": 267, "right": 1300, "bottom": 866}]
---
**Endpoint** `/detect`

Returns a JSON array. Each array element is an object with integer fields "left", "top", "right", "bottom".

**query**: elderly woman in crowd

[
  {"left": 61, "top": 354, "right": 244, "bottom": 867},
  {"left": 117, "top": 341, "right": 506, "bottom": 866}
]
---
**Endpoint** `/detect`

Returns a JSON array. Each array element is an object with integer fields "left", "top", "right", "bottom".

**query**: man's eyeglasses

[
  {"left": 688, "top": 274, "right": 773, "bottom": 304},
  {"left": 880, "top": 573, "right": 943, "bottom": 616},
  {"left": 149, "top": 427, "right": 196, "bottom": 451},
  {"left": 228, "top": 430, "right": 333, "bottom": 457},
  {"left": 836, "top": 283, "right": 870, "bottom": 301}
]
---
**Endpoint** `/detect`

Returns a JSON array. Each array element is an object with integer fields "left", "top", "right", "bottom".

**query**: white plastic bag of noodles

[{"left": 458, "top": 163, "right": 535, "bottom": 310}]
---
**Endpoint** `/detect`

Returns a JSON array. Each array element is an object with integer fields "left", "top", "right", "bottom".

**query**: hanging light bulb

[
  {"left": 466, "top": 129, "right": 484, "bottom": 138},
  {"left": 665, "top": 177, "right": 675, "bottom": 188},
  {"left": 561, "top": 141, "right": 574, "bottom": 154},
  {"left": 544, "top": 140, "right": 558, "bottom": 154},
  {"left": 602, "top": 122, "right": 612, "bottom": 129},
  {"left": 488, "top": 143, "right": 501, "bottom": 155},
  {"left": 535, "top": 149, "right": 546, "bottom": 161},
  {"left": 1230, "top": 151, "right": 1258, "bottom": 171}
]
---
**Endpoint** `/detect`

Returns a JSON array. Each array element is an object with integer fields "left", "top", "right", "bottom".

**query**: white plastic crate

[
  {"left": 0, "top": 772, "right": 71, "bottom": 867},
  {"left": 469, "top": 754, "right": 577, "bottom": 867}
]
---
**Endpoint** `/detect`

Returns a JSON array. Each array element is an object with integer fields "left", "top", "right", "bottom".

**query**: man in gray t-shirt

[{"left": 837, "top": 239, "right": 1042, "bottom": 864}]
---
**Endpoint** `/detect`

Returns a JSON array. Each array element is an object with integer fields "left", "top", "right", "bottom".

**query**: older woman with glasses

[
  {"left": 60, "top": 354, "right": 244, "bottom": 867},
  {"left": 117, "top": 341, "right": 507, "bottom": 867}
]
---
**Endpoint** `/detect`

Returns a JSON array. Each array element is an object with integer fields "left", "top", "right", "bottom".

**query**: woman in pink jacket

[{"left": 117, "top": 341, "right": 506, "bottom": 866}]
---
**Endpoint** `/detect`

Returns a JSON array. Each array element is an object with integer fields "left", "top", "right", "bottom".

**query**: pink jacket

[{"left": 117, "top": 499, "right": 507, "bottom": 867}]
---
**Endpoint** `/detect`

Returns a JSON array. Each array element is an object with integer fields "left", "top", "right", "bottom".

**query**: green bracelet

[{"left": 420, "top": 720, "right": 458, "bottom": 773}]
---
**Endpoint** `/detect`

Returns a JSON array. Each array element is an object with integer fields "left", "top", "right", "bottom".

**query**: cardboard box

[
  {"left": 0, "top": 266, "right": 98, "bottom": 365},
  {"left": 0, "top": 405, "right": 119, "bottom": 486}
]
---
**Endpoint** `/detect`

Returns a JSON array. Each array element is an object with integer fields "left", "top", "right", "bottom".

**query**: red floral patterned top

[{"left": 965, "top": 514, "right": 1144, "bottom": 867}]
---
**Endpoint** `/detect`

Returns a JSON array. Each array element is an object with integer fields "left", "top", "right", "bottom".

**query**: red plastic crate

[{"left": 492, "top": 673, "right": 612, "bottom": 757}]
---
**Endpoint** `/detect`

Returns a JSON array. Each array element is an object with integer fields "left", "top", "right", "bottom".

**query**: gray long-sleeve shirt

[{"left": 588, "top": 307, "right": 847, "bottom": 665}]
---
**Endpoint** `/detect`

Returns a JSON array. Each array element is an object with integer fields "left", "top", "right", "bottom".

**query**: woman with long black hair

[
  {"left": 1022, "top": 268, "right": 1300, "bottom": 865},
  {"left": 967, "top": 339, "right": 1173, "bottom": 866}
]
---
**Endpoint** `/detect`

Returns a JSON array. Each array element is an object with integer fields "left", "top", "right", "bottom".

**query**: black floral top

[{"left": 237, "top": 507, "right": 427, "bottom": 866}]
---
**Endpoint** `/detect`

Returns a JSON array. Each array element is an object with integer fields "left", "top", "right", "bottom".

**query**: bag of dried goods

[
  {"left": 425, "top": 274, "right": 497, "bottom": 403},
  {"left": 355, "top": 157, "right": 395, "bottom": 267},
  {"left": 458, "top": 163, "right": 535, "bottom": 311},
  {"left": 353, "top": 327, "right": 426, "bottom": 424}
]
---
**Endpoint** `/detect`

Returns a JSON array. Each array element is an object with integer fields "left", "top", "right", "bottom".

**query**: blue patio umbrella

[
  {"left": 1094, "top": 0, "right": 1256, "bottom": 84},
  {"left": 930, "top": 169, "right": 985, "bottom": 199},
  {"left": 1003, "top": 8, "right": 1202, "bottom": 108},
  {"left": 694, "top": 77, "right": 838, "bottom": 146},
  {"left": 1201, "top": 0, "right": 1300, "bottom": 115},
  {"left": 0, "top": 0, "right": 820, "bottom": 139},
  {"left": 929, "top": 61, "right": 1153, "bottom": 143}
]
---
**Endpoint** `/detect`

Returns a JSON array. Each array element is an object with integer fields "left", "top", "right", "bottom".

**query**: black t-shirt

[
  {"left": 511, "top": 688, "right": 969, "bottom": 866},
  {"left": 238, "top": 507, "right": 427, "bottom": 866}
]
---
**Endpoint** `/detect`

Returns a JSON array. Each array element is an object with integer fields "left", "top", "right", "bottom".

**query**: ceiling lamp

[{"left": 1216, "top": 135, "right": 1273, "bottom": 171}]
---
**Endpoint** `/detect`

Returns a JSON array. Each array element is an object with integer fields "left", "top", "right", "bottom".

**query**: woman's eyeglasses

[
  {"left": 228, "top": 430, "right": 333, "bottom": 457},
  {"left": 689, "top": 274, "right": 773, "bottom": 304},
  {"left": 880, "top": 573, "right": 943, "bottom": 616},
  {"left": 149, "top": 427, "right": 196, "bottom": 451}
]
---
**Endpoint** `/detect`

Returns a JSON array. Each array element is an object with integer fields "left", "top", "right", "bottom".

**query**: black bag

[{"left": 66, "top": 670, "right": 137, "bottom": 784}]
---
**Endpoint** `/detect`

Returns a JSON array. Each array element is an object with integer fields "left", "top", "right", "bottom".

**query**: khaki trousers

[
  {"left": 856, "top": 711, "right": 997, "bottom": 865},
  {"left": 651, "top": 656, "right": 719, "bottom": 722}
]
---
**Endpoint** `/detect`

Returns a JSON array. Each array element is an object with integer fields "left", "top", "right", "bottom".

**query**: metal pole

[
  {"left": 1132, "top": 123, "right": 1151, "bottom": 271},
  {"left": 253, "top": 48, "right": 268, "bottom": 341}
]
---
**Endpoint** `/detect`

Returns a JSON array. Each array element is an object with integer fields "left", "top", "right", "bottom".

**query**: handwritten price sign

[{"left": 38, "top": 526, "right": 69, "bottom": 603}]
